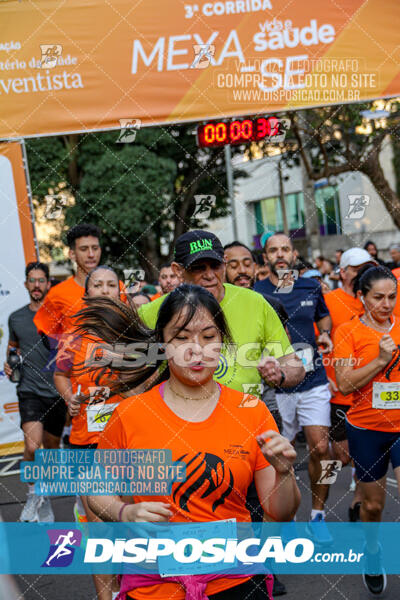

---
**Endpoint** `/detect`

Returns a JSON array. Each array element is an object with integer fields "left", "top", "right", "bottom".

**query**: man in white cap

[{"left": 324, "top": 248, "right": 377, "bottom": 521}]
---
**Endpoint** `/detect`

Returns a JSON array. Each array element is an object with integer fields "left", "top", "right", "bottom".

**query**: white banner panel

[{"left": 0, "top": 142, "right": 37, "bottom": 455}]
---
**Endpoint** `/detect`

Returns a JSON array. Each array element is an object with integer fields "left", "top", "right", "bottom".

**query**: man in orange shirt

[
  {"left": 324, "top": 248, "right": 376, "bottom": 521},
  {"left": 34, "top": 223, "right": 102, "bottom": 340},
  {"left": 34, "top": 224, "right": 126, "bottom": 375},
  {"left": 34, "top": 223, "right": 102, "bottom": 449}
]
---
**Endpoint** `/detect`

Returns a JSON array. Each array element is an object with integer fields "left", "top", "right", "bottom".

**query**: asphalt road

[{"left": 1, "top": 442, "right": 400, "bottom": 600}]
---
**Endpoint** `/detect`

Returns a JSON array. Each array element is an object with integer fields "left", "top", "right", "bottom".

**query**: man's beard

[
  {"left": 228, "top": 273, "right": 254, "bottom": 288},
  {"left": 269, "top": 259, "right": 292, "bottom": 277},
  {"left": 30, "top": 290, "right": 45, "bottom": 302}
]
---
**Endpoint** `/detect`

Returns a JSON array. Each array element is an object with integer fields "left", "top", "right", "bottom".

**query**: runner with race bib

[
  {"left": 335, "top": 265, "right": 400, "bottom": 598},
  {"left": 77, "top": 284, "right": 300, "bottom": 600},
  {"left": 54, "top": 266, "right": 125, "bottom": 600}
]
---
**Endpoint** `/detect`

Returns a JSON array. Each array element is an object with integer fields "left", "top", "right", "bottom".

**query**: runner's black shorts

[
  {"left": 346, "top": 420, "right": 400, "bottom": 482},
  {"left": 329, "top": 402, "right": 350, "bottom": 442},
  {"left": 18, "top": 392, "right": 66, "bottom": 437},
  {"left": 127, "top": 574, "right": 270, "bottom": 599}
]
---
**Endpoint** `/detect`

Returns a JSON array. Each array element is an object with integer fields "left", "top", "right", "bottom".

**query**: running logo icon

[
  {"left": 190, "top": 44, "right": 215, "bottom": 69},
  {"left": 42, "top": 529, "right": 82, "bottom": 567},
  {"left": 317, "top": 460, "right": 342, "bottom": 484},
  {"left": 42, "top": 194, "right": 67, "bottom": 220},
  {"left": 269, "top": 118, "right": 290, "bottom": 143},
  {"left": 40, "top": 45, "right": 62, "bottom": 69},
  {"left": 123, "top": 269, "right": 145, "bottom": 292},
  {"left": 116, "top": 119, "right": 141, "bottom": 143},
  {"left": 239, "top": 384, "right": 262, "bottom": 407},
  {"left": 274, "top": 269, "right": 298, "bottom": 293},
  {"left": 346, "top": 195, "right": 370, "bottom": 219},
  {"left": 45, "top": 333, "right": 80, "bottom": 372},
  {"left": 88, "top": 386, "right": 111, "bottom": 406},
  {"left": 193, "top": 195, "right": 216, "bottom": 220}
]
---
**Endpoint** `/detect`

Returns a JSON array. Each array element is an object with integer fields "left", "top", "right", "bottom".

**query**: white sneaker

[
  {"left": 38, "top": 496, "right": 55, "bottom": 522},
  {"left": 19, "top": 490, "right": 42, "bottom": 522}
]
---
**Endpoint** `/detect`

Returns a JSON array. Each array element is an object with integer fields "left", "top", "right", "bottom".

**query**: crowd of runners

[{"left": 5, "top": 222, "right": 400, "bottom": 599}]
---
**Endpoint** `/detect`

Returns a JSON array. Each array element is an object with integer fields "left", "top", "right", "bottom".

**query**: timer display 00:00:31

[{"left": 197, "top": 117, "right": 283, "bottom": 147}]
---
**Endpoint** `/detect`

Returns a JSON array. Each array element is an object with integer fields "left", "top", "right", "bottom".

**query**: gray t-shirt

[{"left": 8, "top": 305, "right": 57, "bottom": 397}]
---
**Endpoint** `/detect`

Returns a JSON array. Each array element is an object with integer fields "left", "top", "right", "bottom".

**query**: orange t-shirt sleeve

[
  {"left": 254, "top": 400, "right": 279, "bottom": 471},
  {"left": 324, "top": 293, "right": 340, "bottom": 330},
  {"left": 34, "top": 278, "right": 85, "bottom": 337},
  {"left": 97, "top": 406, "right": 128, "bottom": 450},
  {"left": 333, "top": 323, "right": 355, "bottom": 361},
  {"left": 119, "top": 280, "right": 128, "bottom": 304},
  {"left": 392, "top": 268, "right": 400, "bottom": 280},
  {"left": 34, "top": 292, "right": 63, "bottom": 337}
]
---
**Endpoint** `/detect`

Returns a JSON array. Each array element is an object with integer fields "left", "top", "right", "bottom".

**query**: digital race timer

[{"left": 197, "top": 116, "right": 288, "bottom": 148}]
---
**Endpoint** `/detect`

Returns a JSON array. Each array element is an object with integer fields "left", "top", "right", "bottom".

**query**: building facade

[{"left": 207, "top": 141, "right": 400, "bottom": 261}]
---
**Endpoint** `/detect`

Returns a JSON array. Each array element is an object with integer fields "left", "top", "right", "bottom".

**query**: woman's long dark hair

[{"left": 72, "top": 284, "right": 231, "bottom": 396}]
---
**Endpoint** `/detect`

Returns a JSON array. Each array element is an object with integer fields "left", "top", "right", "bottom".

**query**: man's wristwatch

[{"left": 278, "top": 370, "right": 286, "bottom": 387}]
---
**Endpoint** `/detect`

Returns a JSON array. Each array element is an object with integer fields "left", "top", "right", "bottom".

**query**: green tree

[
  {"left": 26, "top": 136, "right": 71, "bottom": 260},
  {"left": 27, "top": 125, "right": 246, "bottom": 279},
  {"left": 247, "top": 100, "right": 400, "bottom": 253},
  {"left": 283, "top": 101, "right": 400, "bottom": 226}
]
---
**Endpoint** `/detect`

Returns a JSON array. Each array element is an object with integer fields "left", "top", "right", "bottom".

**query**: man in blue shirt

[{"left": 255, "top": 233, "right": 334, "bottom": 542}]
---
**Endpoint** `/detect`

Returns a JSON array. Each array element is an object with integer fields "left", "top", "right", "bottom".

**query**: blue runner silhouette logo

[{"left": 42, "top": 529, "right": 82, "bottom": 567}]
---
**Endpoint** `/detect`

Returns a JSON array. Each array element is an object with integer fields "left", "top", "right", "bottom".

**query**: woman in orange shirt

[
  {"left": 55, "top": 265, "right": 125, "bottom": 600},
  {"left": 335, "top": 266, "right": 400, "bottom": 597},
  {"left": 75, "top": 283, "right": 300, "bottom": 600},
  {"left": 55, "top": 266, "right": 124, "bottom": 450}
]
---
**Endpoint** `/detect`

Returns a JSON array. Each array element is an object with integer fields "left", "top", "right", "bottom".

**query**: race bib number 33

[{"left": 372, "top": 382, "right": 400, "bottom": 409}]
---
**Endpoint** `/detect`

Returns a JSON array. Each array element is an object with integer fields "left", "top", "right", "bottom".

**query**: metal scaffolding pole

[{"left": 224, "top": 144, "right": 238, "bottom": 239}]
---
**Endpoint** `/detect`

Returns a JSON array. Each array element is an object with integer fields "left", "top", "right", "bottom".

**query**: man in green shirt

[{"left": 139, "top": 230, "right": 304, "bottom": 394}]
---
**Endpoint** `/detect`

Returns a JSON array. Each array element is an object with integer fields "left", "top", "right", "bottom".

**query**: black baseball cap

[{"left": 174, "top": 230, "right": 225, "bottom": 269}]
